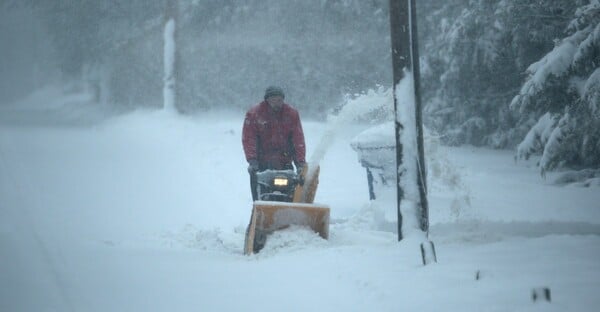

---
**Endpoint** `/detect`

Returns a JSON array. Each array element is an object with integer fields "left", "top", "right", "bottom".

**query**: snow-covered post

[
  {"left": 410, "top": 0, "right": 428, "bottom": 235},
  {"left": 163, "top": 0, "right": 179, "bottom": 113},
  {"left": 389, "top": 0, "right": 429, "bottom": 242}
]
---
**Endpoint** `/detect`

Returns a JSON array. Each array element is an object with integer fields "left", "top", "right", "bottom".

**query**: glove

[
  {"left": 247, "top": 159, "right": 259, "bottom": 174},
  {"left": 295, "top": 162, "right": 306, "bottom": 175},
  {"left": 295, "top": 162, "right": 306, "bottom": 185}
]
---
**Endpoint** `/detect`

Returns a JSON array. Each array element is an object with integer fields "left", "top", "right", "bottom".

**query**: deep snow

[{"left": 1, "top": 89, "right": 599, "bottom": 312}]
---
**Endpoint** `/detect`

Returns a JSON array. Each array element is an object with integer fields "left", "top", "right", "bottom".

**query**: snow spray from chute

[{"left": 303, "top": 87, "right": 393, "bottom": 198}]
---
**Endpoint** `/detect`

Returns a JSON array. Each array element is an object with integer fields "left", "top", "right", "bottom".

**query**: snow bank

[{"left": 553, "top": 168, "right": 600, "bottom": 187}]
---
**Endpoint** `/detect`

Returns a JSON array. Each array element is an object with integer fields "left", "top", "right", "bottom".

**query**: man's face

[{"left": 266, "top": 95, "right": 284, "bottom": 111}]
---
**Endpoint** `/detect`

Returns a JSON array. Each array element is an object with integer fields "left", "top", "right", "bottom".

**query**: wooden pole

[
  {"left": 389, "top": 0, "right": 410, "bottom": 241},
  {"left": 410, "top": 0, "right": 429, "bottom": 234},
  {"left": 389, "top": 0, "right": 429, "bottom": 240}
]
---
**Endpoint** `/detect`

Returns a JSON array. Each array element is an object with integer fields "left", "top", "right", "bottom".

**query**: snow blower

[{"left": 244, "top": 164, "right": 329, "bottom": 254}]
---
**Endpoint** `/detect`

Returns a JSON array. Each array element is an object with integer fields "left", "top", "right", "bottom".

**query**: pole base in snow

[
  {"left": 531, "top": 287, "right": 551, "bottom": 302},
  {"left": 420, "top": 240, "right": 437, "bottom": 265}
]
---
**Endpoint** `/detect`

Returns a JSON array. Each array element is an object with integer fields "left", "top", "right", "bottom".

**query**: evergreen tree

[
  {"left": 421, "top": 0, "right": 582, "bottom": 148},
  {"left": 512, "top": 0, "right": 600, "bottom": 174}
]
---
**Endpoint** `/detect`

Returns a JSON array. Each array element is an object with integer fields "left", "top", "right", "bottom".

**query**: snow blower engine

[
  {"left": 244, "top": 164, "right": 330, "bottom": 254},
  {"left": 255, "top": 169, "right": 300, "bottom": 202}
]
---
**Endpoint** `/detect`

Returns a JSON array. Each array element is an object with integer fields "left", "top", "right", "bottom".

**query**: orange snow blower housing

[{"left": 244, "top": 164, "right": 329, "bottom": 254}]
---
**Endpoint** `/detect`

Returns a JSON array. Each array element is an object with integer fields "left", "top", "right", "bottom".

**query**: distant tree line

[
  {"left": 12, "top": 0, "right": 391, "bottom": 114},
  {"left": 3, "top": 0, "right": 599, "bottom": 172}
]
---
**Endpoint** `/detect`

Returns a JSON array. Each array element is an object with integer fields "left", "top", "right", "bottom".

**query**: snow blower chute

[{"left": 244, "top": 164, "right": 329, "bottom": 254}]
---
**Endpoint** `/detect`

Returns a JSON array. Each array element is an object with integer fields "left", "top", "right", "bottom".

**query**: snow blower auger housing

[{"left": 244, "top": 164, "right": 329, "bottom": 254}]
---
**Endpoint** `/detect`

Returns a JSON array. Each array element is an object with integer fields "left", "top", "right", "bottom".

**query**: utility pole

[
  {"left": 388, "top": 0, "right": 429, "bottom": 241},
  {"left": 410, "top": 0, "right": 429, "bottom": 235}
]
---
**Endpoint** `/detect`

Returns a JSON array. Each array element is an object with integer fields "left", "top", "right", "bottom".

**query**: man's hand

[
  {"left": 295, "top": 162, "right": 306, "bottom": 175},
  {"left": 247, "top": 159, "right": 259, "bottom": 174}
]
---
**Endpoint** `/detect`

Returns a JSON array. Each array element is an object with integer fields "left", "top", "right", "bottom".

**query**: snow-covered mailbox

[{"left": 350, "top": 122, "right": 396, "bottom": 200}]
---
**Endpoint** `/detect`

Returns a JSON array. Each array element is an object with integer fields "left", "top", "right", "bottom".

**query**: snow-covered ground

[{"left": 1, "top": 90, "right": 599, "bottom": 311}]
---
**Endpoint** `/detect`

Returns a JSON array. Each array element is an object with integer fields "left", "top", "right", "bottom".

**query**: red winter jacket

[{"left": 242, "top": 101, "right": 306, "bottom": 170}]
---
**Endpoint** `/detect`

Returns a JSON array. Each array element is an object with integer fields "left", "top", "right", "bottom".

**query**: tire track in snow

[
  {"left": 431, "top": 220, "right": 600, "bottom": 243},
  {"left": 0, "top": 130, "right": 77, "bottom": 312}
]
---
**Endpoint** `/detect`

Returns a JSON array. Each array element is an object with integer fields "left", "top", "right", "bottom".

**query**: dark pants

[{"left": 249, "top": 171, "right": 258, "bottom": 201}]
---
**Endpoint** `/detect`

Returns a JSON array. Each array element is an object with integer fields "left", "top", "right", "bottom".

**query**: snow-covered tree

[
  {"left": 421, "top": 0, "right": 583, "bottom": 148},
  {"left": 511, "top": 1, "right": 600, "bottom": 174},
  {"left": 422, "top": 0, "right": 503, "bottom": 146}
]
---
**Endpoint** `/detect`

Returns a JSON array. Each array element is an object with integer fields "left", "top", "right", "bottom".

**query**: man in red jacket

[{"left": 242, "top": 86, "right": 306, "bottom": 200}]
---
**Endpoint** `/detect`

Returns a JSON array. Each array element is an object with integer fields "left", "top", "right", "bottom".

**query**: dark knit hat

[{"left": 264, "top": 86, "right": 285, "bottom": 100}]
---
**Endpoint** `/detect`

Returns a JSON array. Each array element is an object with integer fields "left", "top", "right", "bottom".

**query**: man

[{"left": 242, "top": 86, "right": 306, "bottom": 200}]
